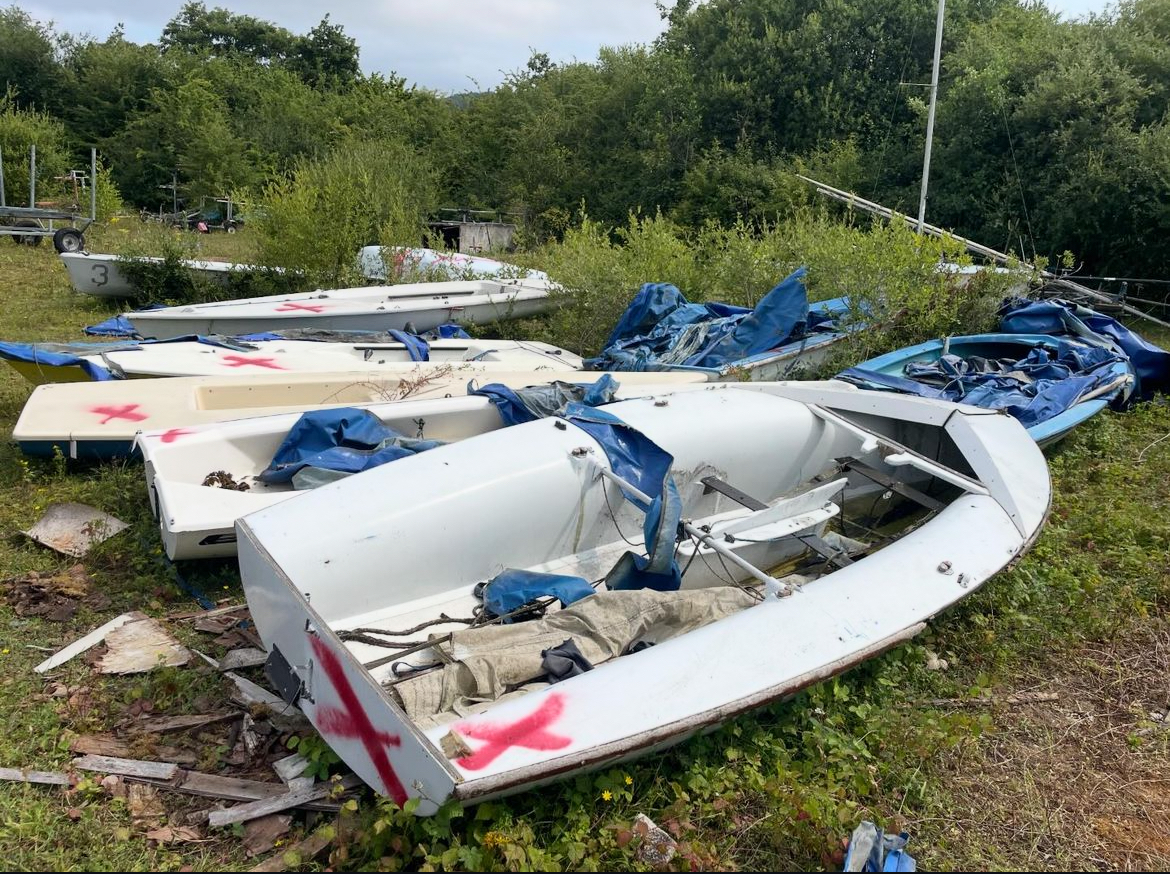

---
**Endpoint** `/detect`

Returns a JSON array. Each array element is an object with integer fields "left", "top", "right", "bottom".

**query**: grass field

[{"left": 0, "top": 227, "right": 1168, "bottom": 871}]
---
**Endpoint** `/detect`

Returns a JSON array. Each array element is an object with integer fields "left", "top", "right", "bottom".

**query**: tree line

[{"left": 3, "top": 0, "right": 1170, "bottom": 279}]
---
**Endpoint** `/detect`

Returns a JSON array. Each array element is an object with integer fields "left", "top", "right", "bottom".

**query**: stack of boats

[{"left": 6, "top": 257, "right": 1167, "bottom": 814}]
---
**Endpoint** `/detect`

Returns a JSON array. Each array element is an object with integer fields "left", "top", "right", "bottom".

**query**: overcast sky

[{"left": 19, "top": 1, "right": 1119, "bottom": 94}]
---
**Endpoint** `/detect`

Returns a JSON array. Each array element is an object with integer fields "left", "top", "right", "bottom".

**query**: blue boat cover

[
  {"left": 585, "top": 268, "right": 842, "bottom": 371},
  {"left": 998, "top": 298, "right": 1170, "bottom": 397},
  {"left": 259, "top": 375, "right": 625, "bottom": 488},
  {"left": 480, "top": 569, "right": 596, "bottom": 621},
  {"left": 258, "top": 407, "right": 445, "bottom": 487},
  {"left": 470, "top": 374, "right": 620, "bottom": 425},
  {"left": 838, "top": 340, "right": 1126, "bottom": 428},
  {"left": 565, "top": 404, "right": 682, "bottom": 592}
]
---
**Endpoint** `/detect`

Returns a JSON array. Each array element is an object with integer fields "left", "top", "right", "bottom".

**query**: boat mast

[{"left": 917, "top": 0, "right": 946, "bottom": 232}]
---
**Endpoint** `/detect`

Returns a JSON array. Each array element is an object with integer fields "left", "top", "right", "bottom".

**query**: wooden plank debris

[
  {"left": 0, "top": 767, "right": 71, "bottom": 786},
  {"left": 70, "top": 734, "right": 200, "bottom": 766},
  {"left": 168, "top": 602, "right": 249, "bottom": 622},
  {"left": 66, "top": 755, "right": 351, "bottom": 814},
  {"left": 249, "top": 825, "right": 335, "bottom": 873},
  {"left": 208, "top": 776, "right": 360, "bottom": 828},
  {"left": 71, "top": 755, "right": 179, "bottom": 781},
  {"left": 131, "top": 710, "right": 239, "bottom": 734},
  {"left": 34, "top": 612, "right": 136, "bottom": 673},
  {"left": 243, "top": 814, "right": 293, "bottom": 858}
]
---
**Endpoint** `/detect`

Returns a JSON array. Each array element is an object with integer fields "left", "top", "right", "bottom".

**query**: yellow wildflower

[
  {"left": 601, "top": 789, "right": 613, "bottom": 802},
  {"left": 624, "top": 775, "right": 633, "bottom": 786}
]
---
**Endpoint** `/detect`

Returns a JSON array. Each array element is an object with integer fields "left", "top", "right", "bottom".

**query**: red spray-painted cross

[
  {"left": 275, "top": 303, "right": 327, "bottom": 313},
  {"left": 90, "top": 404, "right": 147, "bottom": 424},
  {"left": 308, "top": 635, "right": 408, "bottom": 806},
  {"left": 221, "top": 354, "right": 284, "bottom": 370},
  {"left": 157, "top": 428, "right": 192, "bottom": 443},
  {"left": 455, "top": 693, "right": 572, "bottom": 771}
]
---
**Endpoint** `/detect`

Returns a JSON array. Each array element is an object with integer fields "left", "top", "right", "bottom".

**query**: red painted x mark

[
  {"left": 157, "top": 428, "right": 192, "bottom": 443},
  {"left": 308, "top": 635, "right": 408, "bottom": 806},
  {"left": 90, "top": 403, "right": 147, "bottom": 424},
  {"left": 455, "top": 693, "right": 571, "bottom": 771},
  {"left": 275, "top": 303, "right": 326, "bottom": 313},
  {"left": 221, "top": 354, "right": 284, "bottom": 369}
]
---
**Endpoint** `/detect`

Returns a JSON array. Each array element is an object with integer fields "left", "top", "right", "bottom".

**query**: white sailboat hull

[
  {"left": 141, "top": 380, "right": 703, "bottom": 560},
  {"left": 13, "top": 368, "right": 706, "bottom": 460},
  {"left": 236, "top": 382, "right": 1050, "bottom": 813},
  {"left": 5, "top": 337, "right": 583, "bottom": 383},
  {"left": 123, "top": 279, "right": 557, "bottom": 339},
  {"left": 59, "top": 252, "right": 254, "bottom": 298}
]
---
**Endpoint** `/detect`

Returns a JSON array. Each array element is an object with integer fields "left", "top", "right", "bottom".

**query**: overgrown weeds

[{"left": 515, "top": 208, "right": 1028, "bottom": 362}]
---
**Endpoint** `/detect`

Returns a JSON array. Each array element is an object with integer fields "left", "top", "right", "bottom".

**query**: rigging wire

[
  {"left": 869, "top": 19, "right": 921, "bottom": 203},
  {"left": 996, "top": 89, "right": 1038, "bottom": 263}
]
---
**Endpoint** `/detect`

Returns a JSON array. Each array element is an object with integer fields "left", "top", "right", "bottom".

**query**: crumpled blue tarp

[
  {"left": 470, "top": 374, "right": 620, "bottom": 425},
  {"left": 565, "top": 403, "right": 682, "bottom": 592},
  {"left": 258, "top": 407, "right": 444, "bottom": 487},
  {"left": 999, "top": 297, "right": 1170, "bottom": 397},
  {"left": 480, "top": 569, "right": 596, "bottom": 622},
  {"left": 838, "top": 341, "right": 1126, "bottom": 428},
  {"left": 584, "top": 267, "right": 842, "bottom": 371},
  {"left": 260, "top": 376, "right": 627, "bottom": 489}
]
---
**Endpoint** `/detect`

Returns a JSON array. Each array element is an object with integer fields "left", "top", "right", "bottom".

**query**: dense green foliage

[{"left": 4, "top": 1, "right": 1170, "bottom": 275}]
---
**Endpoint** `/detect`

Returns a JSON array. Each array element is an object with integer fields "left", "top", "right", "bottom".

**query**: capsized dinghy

[
  {"left": 0, "top": 333, "right": 582, "bottom": 384},
  {"left": 836, "top": 334, "right": 1135, "bottom": 448},
  {"left": 14, "top": 368, "right": 702, "bottom": 460},
  {"left": 59, "top": 252, "right": 277, "bottom": 298},
  {"left": 122, "top": 278, "right": 557, "bottom": 340},
  {"left": 140, "top": 377, "right": 701, "bottom": 560},
  {"left": 236, "top": 381, "right": 1050, "bottom": 813}
]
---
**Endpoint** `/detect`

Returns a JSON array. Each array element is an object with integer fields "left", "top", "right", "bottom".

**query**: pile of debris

[{"left": 2, "top": 599, "right": 361, "bottom": 871}]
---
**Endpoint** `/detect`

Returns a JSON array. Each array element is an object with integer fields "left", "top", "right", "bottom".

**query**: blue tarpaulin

[
  {"left": 565, "top": 404, "right": 682, "bottom": 592},
  {"left": 470, "top": 374, "right": 620, "bottom": 426},
  {"left": 585, "top": 268, "right": 842, "bottom": 372},
  {"left": 999, "top": 297, "right": 1170, "bottom": 397},
  {"left": 260, "top": 376, "right": 627, "bottom": 489},
  {"left": 480, "top": 569, "right": 596, "bottom": 621},
  {"left": 838, "top": 340, "right": 1127, "bottom": 428},
  {"left": 258, "top": 408, "right": 445, "bottom": 487}
]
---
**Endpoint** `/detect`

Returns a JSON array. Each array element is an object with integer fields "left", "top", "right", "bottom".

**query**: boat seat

[{"left": 703, "top": 477, "right": 848, "bottom": 542}]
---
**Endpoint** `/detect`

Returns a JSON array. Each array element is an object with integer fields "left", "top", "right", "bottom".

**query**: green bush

[
  {"left": 0, "top": 92, "right": 70, "bottom": 207},
  {"left": 253, "top": 137, "right": 439, "bottom": 289},
  {"left": 524, "top": 207, "right": 1027, "bottom": 363},
  {"left": 113, "top": 223, "right": 307, "bottom": 306}
]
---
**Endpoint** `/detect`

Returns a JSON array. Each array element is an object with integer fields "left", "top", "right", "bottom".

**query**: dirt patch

[
  {"left": 925, "top": 620, "right": 1170, "bottom": 871},
  {"left": 1, "top": 565, "right": 110, "bottom": 621}
]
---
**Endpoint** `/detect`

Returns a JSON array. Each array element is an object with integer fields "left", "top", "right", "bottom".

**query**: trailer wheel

[{"left": 53, "top": 228, "right": 85, "bottom": 253}]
